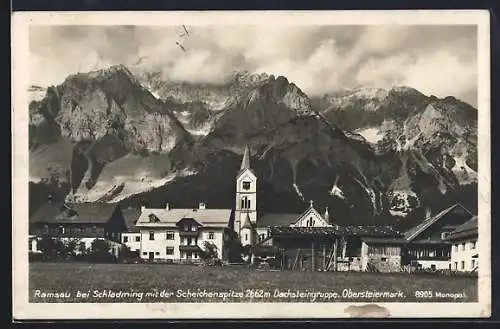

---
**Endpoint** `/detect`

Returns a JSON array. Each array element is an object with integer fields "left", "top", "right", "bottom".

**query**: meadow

[{"left": 29, "top": 262, "right": 478, "bottom": 303}]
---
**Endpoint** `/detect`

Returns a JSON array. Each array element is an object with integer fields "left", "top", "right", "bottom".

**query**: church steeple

[{"left": 240, "top": 144, "right": 251, "bottom": 170}]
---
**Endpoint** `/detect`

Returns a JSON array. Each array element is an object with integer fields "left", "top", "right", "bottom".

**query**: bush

[{"left": 89, "top": 239, "right": 117, "bottom": 263}]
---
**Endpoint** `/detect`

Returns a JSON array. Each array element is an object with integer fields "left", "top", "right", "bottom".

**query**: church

[{"left": 233, "top": 144, "right": 330, "bottom": 247}]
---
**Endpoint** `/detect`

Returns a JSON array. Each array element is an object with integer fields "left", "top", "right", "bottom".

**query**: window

[
  {"left": 59, "top": 226, "right": 65, "bottom": 234},
  {"left": 184, "top": 225, "right": 189, "bottom": 231},
  {"left": 208, "top": 232, "right": 215, "bottom": 240},
  {"left": 472, "top": 259, "right": 476, "bottom": 269},
  {"left": 194, "top": 253, "right": 198, "bottom": 259},
  {"left": 166, "top": 231, "right": 174, "bottom": 240},
  {"left": 43, "top": 225, "right": 49, "bottom": 233},
  {"left": 187, "top": 238, "right": 192, "bottom": 246},
  {"left": 462, "top": 243, "right": 466, "bottom": 251},
  {"left": 180, "top": 237, "right": 185, "bottom": 244},
  {"left": 92, "top": 225, "right": 97, "bottom": 233},
  {"left": 245, "top": 234, "right": 248, "bottom": 242},
  {"left": 135, "top": 236, "right": 140, "bottom": 242},
  {"left": 149, "top": 232, "right": 155, "bottom": 240},
  {"left": 461, "top": 261, "right": 465, "bottom": 270},
  {"left": 441, "top": 232, "right": 449, "bottom": 240},
  {"left": 241, "top": 197, "right": 251, "bottom": 209},
  {"left": 191, "top": 226, "right": 197, "bottom": 232},
  {"left": 431, "top": 264, "right": 436, "bottom": 271},
  {"left": 155, "top": 252, "right": 160, "bottom": 256},
  {"left": 143, "top": 252, "right": 147, "bottom": 256},
  {"left": 454, "top": 262, "right": 458, "bottom": 270},
  {"left": 471, "top": 241, "right": 477, "bottom": 249},
  {"left": 166, "top": 247, "right": 174, "bottom": 255},
  {"left": 242, "top": 181, "right": 251, "bottom": 190},
  {"left": 306, "top": 217, "right": 315, "bottom": 227},
  {"left": 381, "top": 257, "right": 387, "bottom": 262},
  {"left": 123, "top": 236, "right": 129, "bottom": 243}
]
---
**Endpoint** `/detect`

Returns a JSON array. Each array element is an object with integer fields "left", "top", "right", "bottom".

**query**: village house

[
  {"left": 400, "top": 203, "right": 473, "bottom": 271},
  {"left": 134, "top": 202, "right": 232, "bottom": 262},
  {"left": 29, "top": 199, "right": 127, "bottom": 257},
  {"left": 447, "top": 216, "right": 478, "bottom": 272},
  {"left": 120, "top": 207, "right": 142, "bottom": 254}
]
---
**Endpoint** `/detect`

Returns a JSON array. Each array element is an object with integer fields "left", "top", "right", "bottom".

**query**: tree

[
  {"left": 38, "top": 236, "right": 65, "bottom": 261},
  {"left": 90, "top": 239, "right": 115, "bottom": 263},
  {"left": 62, "top": 238, "right": 79, "bottom": 259},
  {"left": 199, "top": 241, "right": 221, "bottom": 266}
]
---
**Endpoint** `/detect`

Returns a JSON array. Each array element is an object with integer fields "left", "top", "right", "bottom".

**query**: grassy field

[{"left": 29, "top": 262, "right": 478, "bottom": 303}]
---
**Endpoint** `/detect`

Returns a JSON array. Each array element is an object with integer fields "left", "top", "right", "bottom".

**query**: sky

[{"left": 29, "top": 25, "right": 478, "bottom": 106}]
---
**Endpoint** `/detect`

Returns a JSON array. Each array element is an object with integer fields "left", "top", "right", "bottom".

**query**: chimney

[
  {"left": 166, "top": 203, "right": 170, "bottom": 211},
  {"left": 199, "top": 202, "right": 206, "bottom": 210}
]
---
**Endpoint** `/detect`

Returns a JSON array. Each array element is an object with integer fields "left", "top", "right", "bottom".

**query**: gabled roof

[
  {"left": 136, "top": 208, "right": 231, "bottom": 228},
  {"left": 403, "top": 203, "right": 472, "bottom": 242},
  {"left": 256, "top": 213, "right": 302, "bottom": 228},
  {"left": 447, "top": 216, "right": 478, "bottom": 241},
  {"left": 30, "top": 202, "right": 69, "bottom": 224},
  {"left": 122, "top": 207, "right": 141, "bottom": 233},
  {"left": 291, "top": 205, "right": 330, "bottom": 227},
  {"left": 30, "top": 202, "right": 118, "bottom": 224}
]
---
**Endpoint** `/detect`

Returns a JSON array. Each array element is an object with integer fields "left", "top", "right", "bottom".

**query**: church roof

[
  {"left": 241, "top": 144, "right": 251, "bottom": 170},
  {"left": 236, "top": 144, "right": 256, "bottom": 178},
  {"left": 256, "top": 213, "right": 302, "bottom": 228},
  {"left": 241, "top": 213, "right": 254, "bottom": 229}
]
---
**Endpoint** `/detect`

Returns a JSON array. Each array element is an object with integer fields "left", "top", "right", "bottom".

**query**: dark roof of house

[
  {"left": 121, "top": 208, "right": 141, "bottom": 233},
  {"left": 30, "top": 202, "right": 68, "bottom": 224},
  {"left": 361, "top": 237, "right": 407, "bottom": 244},
  {"left": 268, "top": 225, "right": 401, "bottom": 238},
  {"left": 256, "top": 213, "right": 302, "bottom": 228},
  {"left": 447, "top": 216, "right": 478, "bottom": 241},
  {"left": 403, "top": 203, "right": 472, "bottom": 242},
  {"left": 30, "top": 202, "right": 118, "bottom": 224}
]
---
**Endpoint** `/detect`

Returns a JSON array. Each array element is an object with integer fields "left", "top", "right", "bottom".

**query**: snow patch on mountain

[{"left": 354, "top": 127, "right": 383, "bottom": 144}]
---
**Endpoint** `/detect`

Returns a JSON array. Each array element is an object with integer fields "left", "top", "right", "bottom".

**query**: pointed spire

[
  {"left": 324, "top": 206, "right": 329, "bottom": 221},
  {"left": 240, "top": 144, "right": 251, "bottom": 170}
]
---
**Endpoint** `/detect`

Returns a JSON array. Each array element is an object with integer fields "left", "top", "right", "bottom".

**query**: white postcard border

[{"left": 12, "top": 10, "right": 491, "bottom": 319}]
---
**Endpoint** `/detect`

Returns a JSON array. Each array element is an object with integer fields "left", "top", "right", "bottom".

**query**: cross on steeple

[{"left": 309, "top": 200, "right": 314, "bottom": 208}]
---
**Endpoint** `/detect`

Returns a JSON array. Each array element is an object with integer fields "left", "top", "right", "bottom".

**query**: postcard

[{"left": 12, "top": 10, "right": 491, "bottom": 319}]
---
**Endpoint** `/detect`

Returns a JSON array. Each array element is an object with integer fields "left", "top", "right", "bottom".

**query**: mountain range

[{"left": 28, "top": 65, "right": 478, "bottom": 229}]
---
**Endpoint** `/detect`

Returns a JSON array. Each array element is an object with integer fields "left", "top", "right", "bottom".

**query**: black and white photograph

[{"left": 12, "top": 10, "right": 491, "bottom": 319}]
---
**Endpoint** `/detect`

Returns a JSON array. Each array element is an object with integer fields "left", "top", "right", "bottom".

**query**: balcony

[
  {"left": 179, "top": 245, "right": 202, "bottom": 252},
  {"left": 179, "top": 230, "right": 200, "bottom": 237}
]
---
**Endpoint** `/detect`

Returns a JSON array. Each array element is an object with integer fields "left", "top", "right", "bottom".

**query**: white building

[
  {"left": 135, "top": 202, "right": 232, "bottom": 262},
  {"left": 448, "top": 216, "right": 478, "bottom": 272},
  {"left": 120, "top": 208, "right": 142, "bottom": 253}
]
